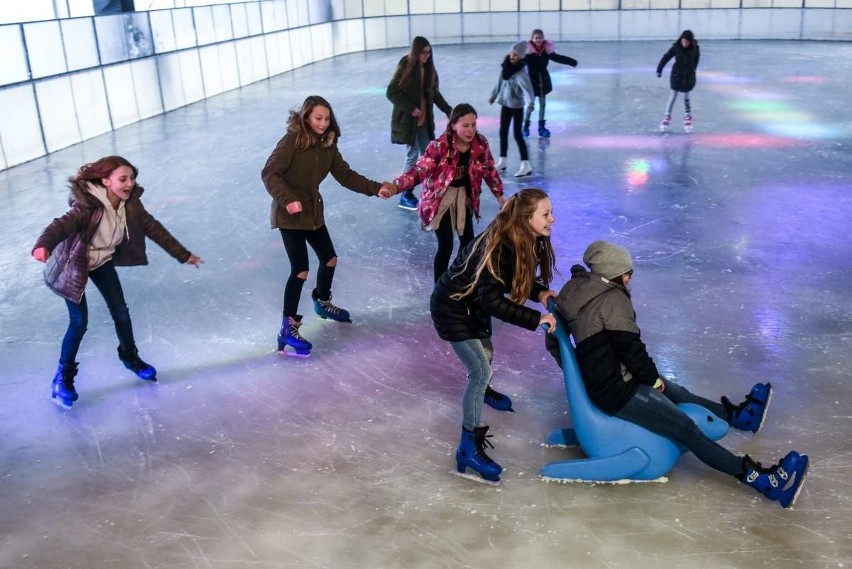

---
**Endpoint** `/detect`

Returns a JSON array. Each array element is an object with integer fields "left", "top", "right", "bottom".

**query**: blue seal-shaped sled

[{"left": 541, "top": 299, "right": 729, "bottom": 483}]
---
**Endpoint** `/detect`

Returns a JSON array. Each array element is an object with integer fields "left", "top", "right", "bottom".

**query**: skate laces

[
  {"left": 485, "top": 387, "right": 506, "bottom": 403},
  {"left": 318, "top": 298, "right": 345, "bottom": 316},
  {"left": 288, "top": 317, "right": 307, "bottom": 340}
]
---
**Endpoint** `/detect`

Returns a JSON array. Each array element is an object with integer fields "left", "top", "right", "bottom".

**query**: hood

[
  {"left": 557, "top": 264, "right": 625, "bottom": 321},
  {"left": 527, "top": 39, "right": 554, "bottom": 55}
]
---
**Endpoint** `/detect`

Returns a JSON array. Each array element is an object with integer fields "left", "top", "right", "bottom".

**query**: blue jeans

[
  {"left": 60, "top": 261, "right": 135, "bottom": 364},
  {"left": 615, "top": 382, "right": 742, "bottom": 476},
  {"left": 402, "top": 125, "right": 431, "bottom": 174},
  {"left": 450, "top": 337, "right": 494, "bottom": 431}
]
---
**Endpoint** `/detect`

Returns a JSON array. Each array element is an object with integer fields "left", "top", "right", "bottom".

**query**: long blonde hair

[{"left": 455, "top": 188, "right": 555, "bottom": 304}]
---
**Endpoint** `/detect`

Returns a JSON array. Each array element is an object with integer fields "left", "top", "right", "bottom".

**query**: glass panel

[
  {"left": 246, "top": 2, "right": 263, "bottom": 34},
  {"left": 194, "top": 6, "right": 216, "bottom": 45},
  {"left": 212, "top": 4, "right": 233, "bottom": 41},
  {"left": 172, "top": 8, "right": 196, "bottom": 49},
  {"left": 0, "top": 25, "right": 29, "bottom": 86},
  {"left": 24, "top": 20, "right": 67, "bottom": 79},
  {"left": 62, "top": 18, "right": 99, "bottom": 71},
  {"left": 94, "top": 14, "right": 128, "bottom": 64},
  {"left": 149, "top": 10, "right": 176, "bottom": 53}
]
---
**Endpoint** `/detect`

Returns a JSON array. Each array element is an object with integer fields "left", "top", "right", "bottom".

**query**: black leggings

[
  {"left": 280, "top": 226, "right": 337, "bottom": 317},
  {"left": 499, "top": 106, "right": 528, "bottom": 160},
  {"left": 433, "top": 207, "right": 474, "bottom": 282}
]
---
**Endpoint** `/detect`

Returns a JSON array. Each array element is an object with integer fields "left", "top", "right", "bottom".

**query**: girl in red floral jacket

[
  {"left": 393, "top": 103, "right": 506, "bottom": 281},
  {"left": 32, "top": 155, "right": 202, "bottom": 408}
]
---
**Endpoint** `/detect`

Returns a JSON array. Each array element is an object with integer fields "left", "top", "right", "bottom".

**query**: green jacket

[
  {"left": 386, "top": 56, "right": 452, "bottom": 146},
  {"left": 261, "top": 129, "right": 381, "bottom": 231}
]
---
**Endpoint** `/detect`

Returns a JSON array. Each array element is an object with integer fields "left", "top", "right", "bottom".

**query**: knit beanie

[
  {"left": 511, "top": 40, "right": 527, "bottom": 58},
  {"left": 583, "top": 240, "right": 633, "bottom": 280}
]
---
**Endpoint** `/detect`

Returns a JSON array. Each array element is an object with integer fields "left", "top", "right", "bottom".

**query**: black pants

[
  {"left": 433, "top": 207, "right": 474, "bottom": 282},
  {"left": 280, "top": 226, "right": 337, "bottom": 317},
  {"left": 499, "top": 106, "right": 528, "bottom": 160}
]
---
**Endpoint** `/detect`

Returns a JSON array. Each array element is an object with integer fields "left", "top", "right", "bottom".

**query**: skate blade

[
  {"left": 452, "top": 470, "right": 501, "bottom": 486},
  {"left": 278, "top": 348, "right": 311, "bottom": 358},
  {"left": 51, "top": 396, "right": 72, "bottom": 409}
]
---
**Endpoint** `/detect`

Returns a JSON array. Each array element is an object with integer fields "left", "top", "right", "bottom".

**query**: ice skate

[
  {"left": 494, "top": 157, "right": 507, "bottom": 172},
  {"left": 522, "top": 122, "right": 530, "bottom": 138},
  {"left": 455, "top": 426, "right": 503, "bottom": 483},
  {"left": 660, "top": 113, "right": 671, "bottom": 132},
  {"left": 538, "top": 121, "right": 550, "bottom": 138},
  {"left": 514, "top": 160, "right": 532, "bottom": 177},
  {"left": 740, "top": 451, "right": 809, "bottom": 508},
  {"left": 484, "top": 386, "right": 514, "bottom": 412},
  {"left": 398, "top": 191, "right": 418, "bottom": 211},
  {"left": 118, "top": 346, "right": 157, "bottom": 381},
  {"left": 50, "top": 362, "right": 79, "bottom": 408},
  {"left": 312, "top": 290, "right": 351, "bottom": 322},
  {"left": 683, "top": 113, "right": 693, "bottom": 133},
  {"left": 277, "top": 315, "right": 312, "bottom": 356},
  {"left": 723, "top": 382, "right": 773, "bottom": 434}
]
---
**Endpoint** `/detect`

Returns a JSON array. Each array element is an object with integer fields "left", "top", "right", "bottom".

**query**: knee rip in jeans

[
  {"left": 295, "top": 271, "right": 309, "bottom": 280},
  {"left": 324, "top": 257, "right": 338, "bottom": 268}
]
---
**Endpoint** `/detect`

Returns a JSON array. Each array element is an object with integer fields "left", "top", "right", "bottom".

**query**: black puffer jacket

[
  {"left": 386, "top": 56, "right": 452, "bottom": 146},
  {"left": 525, "top": 40, "right": 578, "bottom": 97},
  {"left": 656, "top": 38, "right": 700, "bottom": 93},
  {"left": 430, "top": 237, "right": 546, "bottom": 342}
]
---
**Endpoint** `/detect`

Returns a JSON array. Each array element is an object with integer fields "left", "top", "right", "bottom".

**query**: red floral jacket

[{"left": 393, "top": 132, "right": 503, "bottom": 227}]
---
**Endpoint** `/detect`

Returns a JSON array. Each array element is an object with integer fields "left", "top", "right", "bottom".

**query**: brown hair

[
  {"left": 70, "top": 155, "right": 137, "bottom": 191},
  {"left": 286, "top": 95, "right": 341, "bottom": 151},
  {"left": 391, "top": 36, "right": 438, "bottom": 92},
  {"left": 455, "top": 188, "right": 555, "bottom": 304},
  {"left": 443, "top": 103, "right": 478, "bottom": 156}
]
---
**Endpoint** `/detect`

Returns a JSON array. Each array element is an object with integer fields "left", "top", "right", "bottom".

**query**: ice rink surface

[{"left": 0, "top": 40, "right": 850, "bottom": 568}]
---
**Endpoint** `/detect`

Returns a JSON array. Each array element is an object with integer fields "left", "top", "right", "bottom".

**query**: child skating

[
  {"left": 489, "top": 41, "right": 535, "bottom": 177},
  {"left": 656, "top": 30, "right": 700, "bottom": 133},
  {"left": 523, "top": 29, "right": 578, "bottom": 138}
]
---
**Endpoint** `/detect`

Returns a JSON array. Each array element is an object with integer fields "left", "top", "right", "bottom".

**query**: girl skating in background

[
  {"left": 489, "top": 41, "right": 535, "bottom": 178},
  {"left": 523, "top": 29, "right": 578, "bottom": 139},
  {"left": 656, "top": 30, "right": 700, "bottom": 133}
]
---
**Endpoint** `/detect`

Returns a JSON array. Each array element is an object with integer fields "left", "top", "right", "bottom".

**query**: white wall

[{"left": 0, "top": 0, "right": 850, "bottom": 170}]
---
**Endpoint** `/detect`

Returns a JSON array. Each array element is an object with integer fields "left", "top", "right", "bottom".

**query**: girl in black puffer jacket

[
  {"left": 656, "top": 30, "right": 700, "bottom": 133},
  {"left": 430, "top": 188, "right": 557, "bottom": 483}
]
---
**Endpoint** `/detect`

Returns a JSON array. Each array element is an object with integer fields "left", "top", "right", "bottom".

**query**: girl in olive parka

[{"left": 261, "top": 95, "right": 393, "bottom": 355}]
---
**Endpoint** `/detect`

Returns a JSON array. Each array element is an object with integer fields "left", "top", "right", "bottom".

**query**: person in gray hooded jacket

[{"left": 546, "top": 240, "right": 809, "bottom": 508}]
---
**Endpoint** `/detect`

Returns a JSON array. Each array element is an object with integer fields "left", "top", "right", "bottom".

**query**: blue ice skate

[
  {"left": 277, "top": 315, "right": 312, "bottom": 356},
  {"left": 723, "top": 382, "right": 773, "bottom": 434},
  {"left": 540, "top": 299, "right": 728, "bottom": 482},
  {"left": 741, "top": 451, "right": 809, "bottom": 508},
  {"left": 456, "top": 426, "right": 502, "bottom": 483},
  {"left": 51, "top": 362, "right": 79, "bottom": 408},
  {"left": 484, "top": 386, "right": 514, "bottom": 412},
  {"left": 312, "top": 290, "right": 351, "bottom": 323}
]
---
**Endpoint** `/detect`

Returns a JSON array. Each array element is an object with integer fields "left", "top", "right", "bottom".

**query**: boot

[
  {"left": 277, "top": 315, "right": 312, "bottom": 356},
  {"left": 312, "top": 289, "right": 351, "bottom": 322},
  {"left": 514, "top": 160, "right": 532, "bottom": 177},
  {"left": 739, "top": 452, "right": 809, "bottom": 508},
  {"left": 118, "top": 346, "right": 157, "bottom": 381},
  {"left": 722, "top": 382, "right": 773, "bottom": 433},
  {"left": 51, "top": 362, "right": 79, "bottom": 408},
  {"left": 484, "top": 386, "right": 514, "bottom": 412},
  {"left": 494, "top": 157, "right": 507, "bottom": 171},
  {"left": 684, "top": 113, "right": 693, "bottom": 133},
  {"left": 522, "top": 121, "right": 530, "bottom": 138},
  {"left": 398, "top": 190, "right": 418, "bottom": 211},
  {"left": 456, "top": 426, "right": 502, "bottom": 482},
  {"left": 660, "top": 113, "right": 671, "bottom": 132},
  {"left": 538, "top": 120, "right": 550, "bottom": 138}
]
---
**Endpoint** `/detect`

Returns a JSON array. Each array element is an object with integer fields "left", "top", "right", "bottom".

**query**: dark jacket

[
  {"left": 525, "top": 40, "right": 578, "bottom": 97},
  {"left": 261, "top": 127, "right": 381, "bottom": 231},
  {"left": 33, "top": 184, "right": 192, "bottom": 304},
  {"left": 386, "top": 55, "right": 452, "bottom": 146},
  {"left": 430, "top": 238, "right": 546, "bottom": 342},
  {"left": 657, "top": 41, "right": 700, "bottom": 93},
  {"left": 546, "top": 265, "right": 660, "bottom": 415}
]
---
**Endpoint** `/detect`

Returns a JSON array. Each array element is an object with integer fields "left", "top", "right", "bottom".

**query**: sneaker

[
  {"left": 514, "top": 160, "right": 532, "bottom": 177},
  {"left": 494, "top": 157, "right": 507, "bottom": 172},
  {"left": 723, "top": 382, "right": 773, "bottom": 434},
  {"left": 398, "top": 191, "right": 418, "bottom": 210},
  {"left": 660, "top": 113, "right": 671, "bottom": 132}
]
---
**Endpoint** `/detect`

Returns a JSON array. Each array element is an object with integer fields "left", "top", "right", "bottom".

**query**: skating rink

[{"left": 1, "top": 40, "right": 850, "bottom": 568}]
